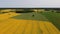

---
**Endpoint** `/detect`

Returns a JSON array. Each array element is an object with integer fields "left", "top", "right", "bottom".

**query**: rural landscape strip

[{"left": 0, "top": 11, "right": 60, "bottom": 34}]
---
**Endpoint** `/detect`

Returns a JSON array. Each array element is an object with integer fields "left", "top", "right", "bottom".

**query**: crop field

[
  {"left": 40, "top": 12, "right": 60, "bottom": 30},
  {"left": 0, "top": 10, "right": 60, "bottom": 34}
]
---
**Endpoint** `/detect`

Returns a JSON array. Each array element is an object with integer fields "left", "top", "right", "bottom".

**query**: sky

[{"left": 0, "top": 0, "right": 60, "bottom": 8}]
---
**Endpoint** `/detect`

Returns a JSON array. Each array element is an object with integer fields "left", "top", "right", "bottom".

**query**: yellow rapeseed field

[{"left": 0, "top": 12, "right": 59, "bottom": 34}]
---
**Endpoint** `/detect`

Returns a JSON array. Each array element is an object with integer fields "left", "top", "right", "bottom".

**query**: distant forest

[{"left": 0, "top": 8, "right": 60, "bottom": 10}]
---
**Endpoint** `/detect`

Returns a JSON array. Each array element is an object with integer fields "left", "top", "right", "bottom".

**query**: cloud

[{"left": 0, "top": 0, "right": 60, "bottom": 8}]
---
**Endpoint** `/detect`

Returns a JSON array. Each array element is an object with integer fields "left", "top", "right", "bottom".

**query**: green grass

[
  {"left": 11, "top": 12, "right": 48, "bottom": 21},
  {"left": 40, "top": 12, "right": 60, "bottom": 30}
]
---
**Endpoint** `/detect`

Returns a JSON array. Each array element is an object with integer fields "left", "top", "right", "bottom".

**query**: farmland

[
  {"left": 0, "top": 9, "right": 60, "bottom": 34},
  {"left": 40, "top": 12, "right": 60, "bottom": 30}
]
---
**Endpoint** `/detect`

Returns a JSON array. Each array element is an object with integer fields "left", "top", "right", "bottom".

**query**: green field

[
  {"left": 11, "top": 12, "right": 60, "bottom": 30},
  {"left": 40, "top": 12, "right": 60, "bottom": 30},
  {"left": 11, "top": 12, "right": 48, "bottom": 21}
]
